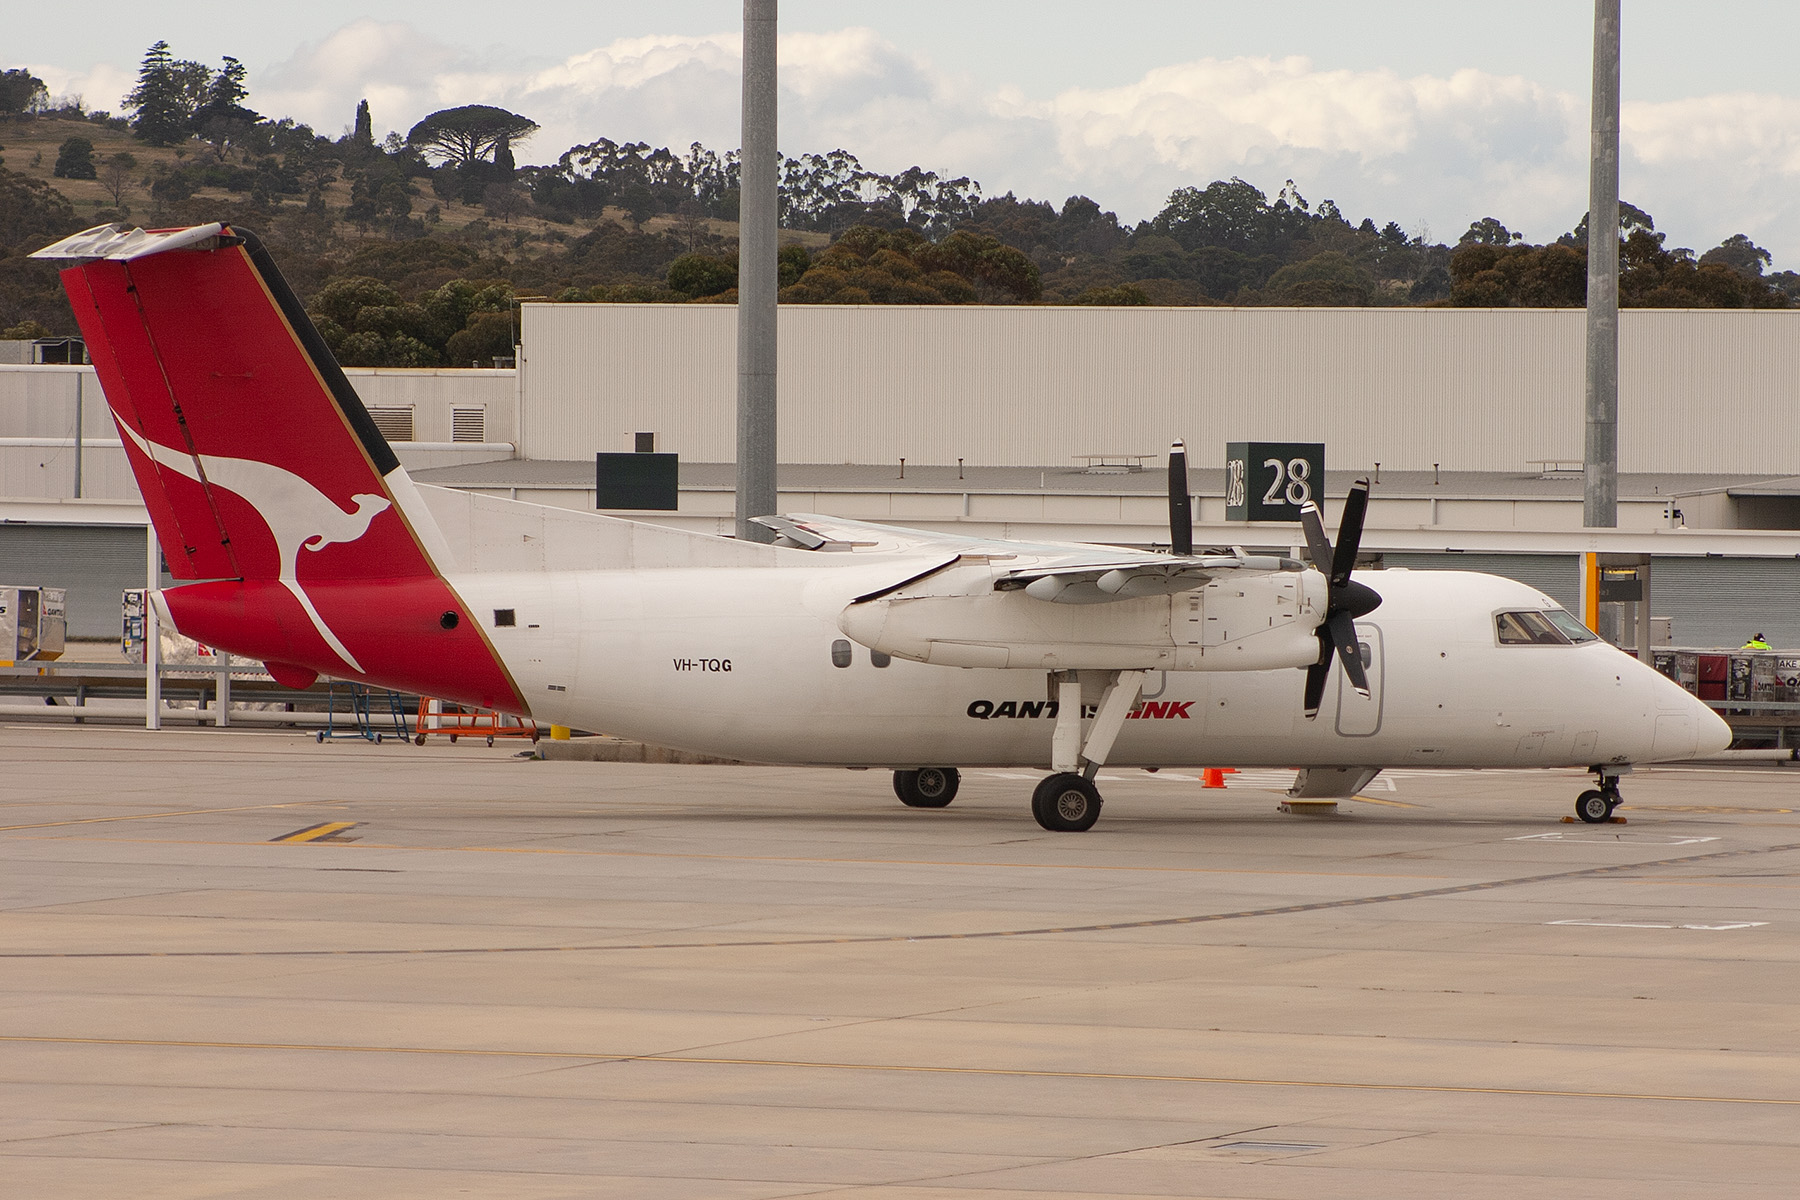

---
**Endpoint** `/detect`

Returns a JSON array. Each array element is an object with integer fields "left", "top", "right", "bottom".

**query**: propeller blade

[
  {"left": 1328, "top": 610, "right": 1371, "bottom": 696},
  {"left": 1298, "top": 500, "right": 1334, "bottom": 575},
  {"left": 1167, "top": 441, "right": 1192, "bottom": 556},
  {"left": 1329, "top": 479, "right": 1370, "bottom": 586},
  {"left": 1303, "top": 658, "right": 1332, "bottom": 723},
  {"left": 1302, "top": 658, "right": 1330, "bottom": 719}
]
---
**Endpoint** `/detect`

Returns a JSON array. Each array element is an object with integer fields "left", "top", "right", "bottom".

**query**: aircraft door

[{"left": 1334, "top": 622, "right": 1384, "bottom": 737}]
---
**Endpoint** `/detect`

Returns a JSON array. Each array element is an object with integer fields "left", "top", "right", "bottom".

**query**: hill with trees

[{"left": 2, "top": 44, "right": 1796, "bottom": 366}]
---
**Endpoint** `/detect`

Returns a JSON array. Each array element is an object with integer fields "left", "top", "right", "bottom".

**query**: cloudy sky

[{"left": 18, "top": 2, "right": 1800, "bottom": 261}]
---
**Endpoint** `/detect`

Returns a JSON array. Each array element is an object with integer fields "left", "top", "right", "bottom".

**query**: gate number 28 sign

[{"left": 1224, "top": 442, "right": 1325, "bottom": 522}]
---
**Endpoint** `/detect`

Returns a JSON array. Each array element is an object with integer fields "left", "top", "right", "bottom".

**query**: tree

[
  {"left": 52, "top": 137, "right": 97, "bottom": 180},
  {"left": 190, "top": 55, "right": 260, "bottom": 131},
  {"left": 406, "top": 105, "right": 538, "bottom": 167},
  {"left": 618, "top": 182, "right": 656, "bottom": 228},
  {"left": 1459, "top": 217, "right": 1518, "bottom": 246},
  {"left": 0, "top": 68, "right": 48, "bottom": 115},
  {"left": 1262, "top": 251, "right": 1374, "bottom": 305},
  {"left": 446, "top": 312, "right": 516, "bottom": 367},
  {"left": 0, "top": 166, "right": 80, "bottom": 247},
  {"left": 1561, "top": 201, "right": 1657, "bottom": 246},
  {"left": 98, "top": 152, "right": 137, "bottom": 207},
  {"left": 352, "top": 99, "right": 374, "bottom": 148},
  {"left": 482, "top": 183, "right": 528, "bottom": 224},
  {"left": 1151, "top": 179, "right": 1274, "bottom": 253},
  {"left": 124, "top": 41, "right": 210, "bottom": 146},
  {"left": 668, "top": 253, "right": 737, "bottom": 298},
  {"left": 1700, "top": 233, "right": 1773, "bottom": 279}
]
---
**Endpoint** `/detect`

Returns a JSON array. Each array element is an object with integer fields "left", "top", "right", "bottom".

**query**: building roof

[{"left": 412, "top": 459, "right": 1782, "bottom": 502}]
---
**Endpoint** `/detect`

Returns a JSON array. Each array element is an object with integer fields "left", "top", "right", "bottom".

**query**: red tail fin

[{"left": 37, "top": 223, "right": 526, "bottom": 712}]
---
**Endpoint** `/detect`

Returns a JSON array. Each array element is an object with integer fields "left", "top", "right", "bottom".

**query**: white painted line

[
  {"left": 1547, "top": 919, "right": 1769, "bottom": 931},
  {"left": 1509, "top": 833, "right": 1721, "bottom": 846}
]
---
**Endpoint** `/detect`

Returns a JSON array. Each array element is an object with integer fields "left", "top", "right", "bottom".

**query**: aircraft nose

[{"left": 1693, "top": 691, "right": 1733, "bottom": 756}]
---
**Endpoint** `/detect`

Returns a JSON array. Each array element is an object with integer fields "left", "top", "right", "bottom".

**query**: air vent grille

[
  {"left": 452, "top": 408, "right": 487, "bottom": 443},
  {"left": 367, "top": 406, "right": 415, "bottom": 442}
]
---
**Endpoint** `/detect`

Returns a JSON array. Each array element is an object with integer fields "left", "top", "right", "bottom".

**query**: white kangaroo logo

[{"left": 119, "top": 421, "right": 391, "bottom": 673}]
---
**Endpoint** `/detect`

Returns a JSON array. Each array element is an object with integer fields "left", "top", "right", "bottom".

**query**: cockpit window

[
  {"left": 1496, "top": 610, "right": 1570, "bottom": 645},
  {"left": 1542, "top": 608, "right": 1600, "bottom": 643}
]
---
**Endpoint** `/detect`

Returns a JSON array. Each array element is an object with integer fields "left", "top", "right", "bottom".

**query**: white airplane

[{"left": 35, "top": 222, "right": 1731, "bottom": 830}]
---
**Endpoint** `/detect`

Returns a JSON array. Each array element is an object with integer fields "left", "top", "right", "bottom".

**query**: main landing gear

[
  {"left": 1575, "top": 768, "right": 1627, "bottom": 823},
  {"left": 894, "top": 766, "right": 960, "bottom": 808},
  {"left": 1032, "top": 773, "right": 1103, "bottom": 832},
  {"left": 1026, "top": 669, "right": 1146, "bottom": 833}
]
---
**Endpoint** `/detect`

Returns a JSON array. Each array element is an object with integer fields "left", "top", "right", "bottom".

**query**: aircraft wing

[{"left": 760, "top": 513, "right": 1301, "bottom": 605}]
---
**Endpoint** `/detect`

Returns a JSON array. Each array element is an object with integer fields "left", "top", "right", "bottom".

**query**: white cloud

[
  {"left": 240, "top": 21, "right": 1800, "bottom": 262},
  {"left": 26, "top": 62, "right": 134, "bottom": 115}
]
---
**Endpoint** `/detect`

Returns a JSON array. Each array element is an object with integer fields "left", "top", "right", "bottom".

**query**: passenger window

[
  {"left": 830, "top": 639, "right": 853, "bottom": 668},
  {"left": 871, "top": 650, "right": 891, "bottom": 668},
  {"left": 1496, "top": 611, "right": 1569, "bottom": 645}
]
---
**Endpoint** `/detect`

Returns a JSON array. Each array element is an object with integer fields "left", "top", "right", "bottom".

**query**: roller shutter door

[
  {"left": 0, "top": 525, "right": 163, "bottom": 640},
  {"left": 1651, "top": 558, "right": 1800, "bottom": 649}
]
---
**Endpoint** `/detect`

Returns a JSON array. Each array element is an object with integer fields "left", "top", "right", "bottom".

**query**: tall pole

[
  {"left": 145, "top": 524, "right": 161, "bottom": 731},
  {"left": 1584, "top": 0, "right": 1620, "bottom": 531},
  {"left": 735, "top": 0, "right": 778, "bottom": 542},
  {"left": 73, "top": 368, "right": 84, "bottom": 499}
]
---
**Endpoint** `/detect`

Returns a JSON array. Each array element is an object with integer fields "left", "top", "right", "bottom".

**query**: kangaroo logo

[{"left": 119, "top": 421, "right": 390, "bottom": 673}]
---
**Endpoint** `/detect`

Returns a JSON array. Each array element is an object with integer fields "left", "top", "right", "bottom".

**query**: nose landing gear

[{"left": 1575, "top": 768, "right": 1627, "bottom": 823}]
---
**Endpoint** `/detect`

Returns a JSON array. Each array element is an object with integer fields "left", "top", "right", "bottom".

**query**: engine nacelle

[{"left": 838, "top": 564, "right": 1326, "bottom": 671}]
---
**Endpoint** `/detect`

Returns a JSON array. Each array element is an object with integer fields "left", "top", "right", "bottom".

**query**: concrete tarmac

[{"left": 2, "top": 723, "right": 1798, "bottom": 1198}]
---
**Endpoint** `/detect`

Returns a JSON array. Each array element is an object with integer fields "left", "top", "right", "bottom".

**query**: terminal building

[{"left": 3, "top": 305, "right": 1798, "bottom": 646}]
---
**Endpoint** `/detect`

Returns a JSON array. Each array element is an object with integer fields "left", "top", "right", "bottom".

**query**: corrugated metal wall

[{"left": 520, "top": 305, "right": 1800, "bottom": 473}]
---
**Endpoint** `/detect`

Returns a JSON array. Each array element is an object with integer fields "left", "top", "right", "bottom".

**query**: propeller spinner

[{"left": 1297, "top": 480, "right": 1383, "bottom": 720}]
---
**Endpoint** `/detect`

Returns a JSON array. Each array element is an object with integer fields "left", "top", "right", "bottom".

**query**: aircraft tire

[
  {"left": 1575, "top": 789, "right": 1611, "bottom": 824},
  {"left": 894, "top": 767, "right": 959, "bottom": 808},
  {"left": 1032, "top": 773, "right": 1102, "bottom": 832}
]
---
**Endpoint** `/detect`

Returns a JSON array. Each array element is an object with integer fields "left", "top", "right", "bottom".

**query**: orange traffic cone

[{"left": 1202, "top": 768, "right": 1226, "bottom": 788}]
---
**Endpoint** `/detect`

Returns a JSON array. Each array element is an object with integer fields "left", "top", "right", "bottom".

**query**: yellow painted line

[
  {"left": 0, "top": 800, "right": 320, "bottom": 833},
  {"left": 272, "top": 821, "right": 359, "bottom": 844},
  {"left": 1351, "top": 796, "right": 1424, "bottom": 809},
  {"left": 1, "top": 1034, "right": 1795, "bottom": 1107}
]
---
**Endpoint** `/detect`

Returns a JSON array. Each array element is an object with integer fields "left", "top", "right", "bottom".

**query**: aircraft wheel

[
  {"left": 1575, "top": 789, "right": 1611, "bottom": 824},
  {"left": 894, "top": 766, "right": 959, "bottom": 808},
  {"left": 1032, "top": 772, "right": 1103, "bottom": 832}
]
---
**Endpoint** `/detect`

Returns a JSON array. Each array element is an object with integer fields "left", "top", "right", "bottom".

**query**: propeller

[
  {"left": 1168, "top": 440, "right": 1193, "bottom": 556},
  {"left": 1298, "top": 479, "right": 1383, "bottom": 720}
]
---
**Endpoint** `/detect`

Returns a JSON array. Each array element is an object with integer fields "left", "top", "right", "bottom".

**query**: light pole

[
  {"left": 736, "top": 0, "right": 778, "bottom": 542},
  {"left": 1584, "top": 0, "right": 1620, "bottom": 532}
]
